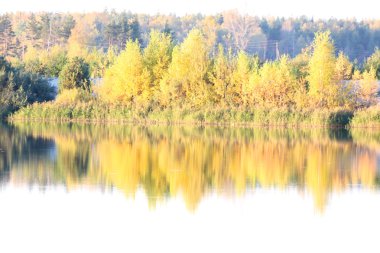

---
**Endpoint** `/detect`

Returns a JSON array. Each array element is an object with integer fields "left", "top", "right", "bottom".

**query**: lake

[{"left": 0, "top": 122, "right": 379, "bottom": 253}]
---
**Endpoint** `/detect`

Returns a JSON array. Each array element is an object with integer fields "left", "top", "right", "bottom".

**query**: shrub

[{"left": 59, "top": 57, "right": 90, "bottom": 92}]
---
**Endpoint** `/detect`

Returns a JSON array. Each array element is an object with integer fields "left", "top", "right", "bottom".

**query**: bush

[
  {"left": 0, "top": 57, "right": 55, "bottom": 118},
  {"left": 350, "top": 106, "right": 380, "bottom": 128},
  {"left": 59, "top": 57, "right": 90, "bottom": 92},
  {"left": 55, "top": 88, "right": 92, "bottom": 105}
]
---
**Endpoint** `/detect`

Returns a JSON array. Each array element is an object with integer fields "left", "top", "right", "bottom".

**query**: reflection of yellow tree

[{"left": 7, "top": 123, "right": 380, "bottom": 212}]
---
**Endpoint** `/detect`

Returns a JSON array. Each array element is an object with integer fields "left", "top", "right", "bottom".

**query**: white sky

[{"left": 0, "top": 0, "right": 379, "bottom": 19}]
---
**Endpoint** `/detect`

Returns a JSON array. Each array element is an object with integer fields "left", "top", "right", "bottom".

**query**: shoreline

[
  {"left": 8, "top": 102, "right": 380, "bottom": 129},
  {"left": 7, "top": 118, "right": 350, "bottom": 128}
]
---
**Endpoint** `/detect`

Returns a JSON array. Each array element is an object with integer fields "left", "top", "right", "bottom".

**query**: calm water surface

[{"left": 0, "top": 122, "right": 379, "bottom": 253}]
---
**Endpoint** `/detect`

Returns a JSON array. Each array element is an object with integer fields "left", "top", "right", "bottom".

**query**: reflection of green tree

[
  {"left": 0, "top": 123, "right": 33, "bottom": 183},
  {"left": 5, "top": 122, "right": 380, "bottom": 211},
  {"left": 55, "top": 139, "right": 90, "bottom": 183},
  {"left": 0, "top": 123, "right": 93, "bottom": 187},
  {"left": 0, "top": 126, "right": 10, "bottom": 183}
]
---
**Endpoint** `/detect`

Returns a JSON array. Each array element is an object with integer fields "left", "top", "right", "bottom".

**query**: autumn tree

[
  {"left": 365, "top": 48, "right": 380, "bottom": 79},
  {"left": 101, "top": 40, "right": 150, "bottom": 106},
  {"left": 335, "top": 51, "right": 353, "bottom": 81},
  {"left": 232, "top": 51, "right": 254, "bottom": 106},
  {"left": 307, "top": 31, "right": 341, "bottom": 108},
  {"left": 85, "top": 46, "right": 117, "bottom": 78},
  {"left": 143, "top": 31, "right": 173, "bottom": 94},
  {"left": 160, "top": 29, "right": 210, "bottom": 107},
  {"left": 249, "top": 56, "right": 297, "bottom": 108},
  {"left": 357, "top": 67, "right": 379, "bottom": 107},
  {"left": 198, "top": 16, "right": 220, "bottom": 52},
  {"left": 67, "top": 15, "right": 97, "bottom": 58},
  {"left": 209, "top": 44, "right": 234, "bottom": 105}
]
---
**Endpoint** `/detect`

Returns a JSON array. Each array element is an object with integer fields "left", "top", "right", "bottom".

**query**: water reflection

[{"left": 0, "top": 122, "right": 379, "bottom": 212}]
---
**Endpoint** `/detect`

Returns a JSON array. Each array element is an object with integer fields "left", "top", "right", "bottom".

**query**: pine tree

[
  {"left": 162, "top": 21, "right": 175, "bottom": 41},
  {"left": 105, "top": 19, "right": 122, "bottom": 48},
  {"left": 128, "top": 17, "right": 141, "bottom": 44},
  {"left": 0, "top": 15, "right": 17, "bottom": 57},
  {"left": 26, "top": 13, "right": 42, "bottom": 48},
  {"left": 40, "top": 13, "right": 53, "bottom": 50},
  {"left": 58, "top": 15, "right": 75, "bottom": 44},
  {"left": 59, "top": 57, "right": 90, "bottom": 91}
]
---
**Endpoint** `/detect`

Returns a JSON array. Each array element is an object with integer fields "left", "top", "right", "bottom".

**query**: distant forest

[{"left": 1, "top": 10, "right": 380, "bottom": 64}]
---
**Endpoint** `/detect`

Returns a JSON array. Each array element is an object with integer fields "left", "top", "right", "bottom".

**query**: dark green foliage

[
  {"left": 58, "top": 57, "right": 90, "bottom": 92},
  {"left": 26, "top": 13, "right": 42, "bottom": 48},
  {"left": 0, "top": 57, "right": 55, "bottom": 118},
  {"left": 104, "top": 12, "right": 141, "bottom": 49},
  {"left": 0, "top": 15, "right": 17, "bottom": 57},
  {"left": 25, "top": 13, "right": 76, "bottom": 50},
  {"left": 46, "top": 53, "right": 68, "bottom": 77},
  {"left": 23, "top": 51, "right": 68, "bottom": 77},
  {"left": 0, "top": 57, "right": 25, "bottom": 117},
  {"left": 18, "top": 72, "right": 56, "bottom": 103},
  {"left": 59, "top": 15, "right": 76, "bottom": 41},
  {"left": 328, "top": 111, "right": 354, "bottom": 126},
  {"left": 162, "top": 21, "right": 175, "bottom": 41}
]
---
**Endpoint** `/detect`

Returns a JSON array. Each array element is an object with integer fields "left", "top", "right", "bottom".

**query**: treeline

[
  {"left": 97, "top": 30, "right": 378, "bottom": 114},
  {"left": 10, "top": 29, "right": 380, "bottom": 126},
  {"left": 1, "top": 11, "right": 380, "bottom": 75}
]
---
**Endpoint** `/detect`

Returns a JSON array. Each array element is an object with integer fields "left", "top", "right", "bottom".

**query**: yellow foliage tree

[
  {"left": 352, "top": 69, "right": 362, "bottom": 80},
  {"left": 209, "top": 44, "right": 234, "bottom": 106},
  {"left": 100, "top": 40, "right": 150, "bottom": 106},
  {"left": 233, "top": 51, "right": 252, "bottom": 106},
  {"left": 159, "top": 29, "right": 210, "bottom": 107},
  {"left": 307, "top": 31, "right": 339, "bottom": 108},
  {"left": 66, "top": 16, "right": 97, "bottom": 58},
  {"left": 249, "top": 56, "right": 297, "bottom": 108},
  {"left": 198, "top": 16, "right": 219, "bottom": 51},
  {"left": 85, "top": 46, "right": 117, "bottom": 78},
  {"left": 358, "top": 67, "right": 379, "bottom": 107},
  {"left": 143, "top": 31, "right": 173, "bottom": 97},
  {"left": 335, "top": 51, "right": 353, "bottom": 81}
]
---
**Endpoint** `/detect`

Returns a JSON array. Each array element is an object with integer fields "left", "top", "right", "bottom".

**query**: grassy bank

[
  {"left": 9, "top": 101, "right": 354, "bottom": 127},
  {"left": 350, "top": 106, "right": 380, "bottom": 128}
]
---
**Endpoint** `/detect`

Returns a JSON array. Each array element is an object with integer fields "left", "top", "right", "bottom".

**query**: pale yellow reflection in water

[{"left": 0, "top": 122, "right": 379, "bottom": 213}]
